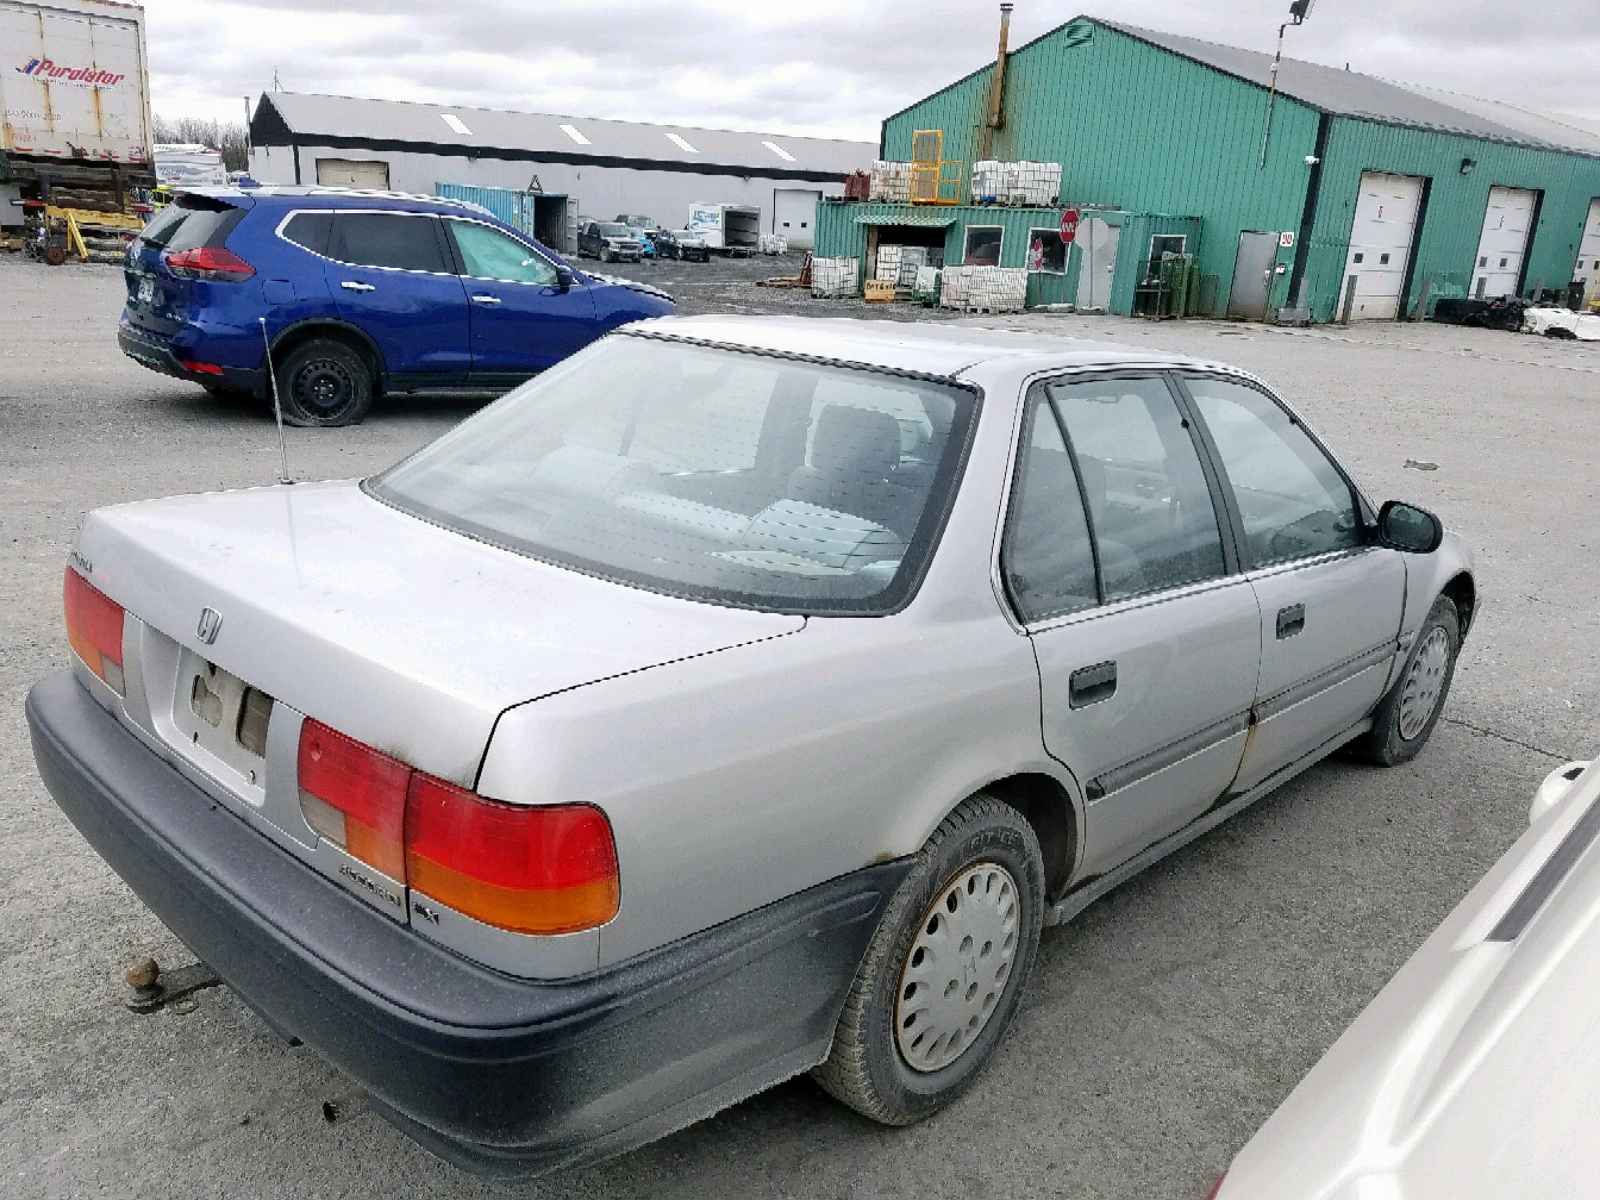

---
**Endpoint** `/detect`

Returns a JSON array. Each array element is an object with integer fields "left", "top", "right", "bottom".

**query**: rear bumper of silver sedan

[{"left": 26, "top": 669, "right": 911, "bottom": 1175}]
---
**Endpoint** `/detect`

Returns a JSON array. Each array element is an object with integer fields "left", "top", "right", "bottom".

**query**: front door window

[{"left": 1183, "top": 376, "right": 1361, "bottom": 567}]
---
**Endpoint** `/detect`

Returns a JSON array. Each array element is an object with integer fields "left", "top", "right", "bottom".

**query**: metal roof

[
  {"left": 1100, "top": 21, "right": 1600, "bottom": 158},
  {"left": 252, "top": 92, "right": 874, "bottom": 179}
]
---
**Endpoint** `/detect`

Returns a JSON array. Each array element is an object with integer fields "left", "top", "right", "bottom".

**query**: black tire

[
  {"left": 274, "top": 339, "right": 373, "bottom": 428},
  {"left": 1356, "top": 594, "right": 1460, "bottom": 766},
  {"left": 812, "top": 793, "right": 1045, "bottom": 1125}
]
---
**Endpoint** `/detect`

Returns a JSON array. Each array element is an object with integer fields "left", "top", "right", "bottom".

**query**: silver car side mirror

[{"left": 1376, "top": 500, "right": 1443, "bottom": 553}]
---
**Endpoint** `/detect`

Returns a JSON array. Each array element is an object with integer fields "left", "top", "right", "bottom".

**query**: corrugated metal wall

[
  {"left": 1305, "top": 120, "right": 1600, "bottom": 322},
  {"left": 880, "top": 22, "right": 1318, "bottom": 312}
]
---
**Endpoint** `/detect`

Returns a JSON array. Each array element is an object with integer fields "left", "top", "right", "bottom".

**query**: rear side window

[
  {"left": 137, "top": 197, "right": 244, "bottom": 253},
  {"left": 281, "top": 211, "right": 332, "bottom": 256},
  {"left": 1002, "top": 396, "right": 1098, "bottom": 623},
  {"left": 328, "top": 212, "right": 450, "bottom": 273},
  {"left": 1048, "top": 376, "right": 1227, "bottom": 602}
]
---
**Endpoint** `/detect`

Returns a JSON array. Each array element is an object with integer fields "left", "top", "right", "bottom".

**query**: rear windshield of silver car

[{"left": 368, "top": 336, "right": 979, "bottom": 614}]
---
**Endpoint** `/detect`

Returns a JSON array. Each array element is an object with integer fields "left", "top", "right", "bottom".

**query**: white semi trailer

[{"left": 0, "top": 0, "right": 154, "bottom": 214}]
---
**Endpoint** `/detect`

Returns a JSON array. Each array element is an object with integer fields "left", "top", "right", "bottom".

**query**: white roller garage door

[
  {"left": 1573, "top": 198, "right": 1600, "bottom": 308},
  {"left": 1472, "top": 186, "right": 1537, "bottom": 298},
  {"left": 316, "top": 158, "right": 390, "bottom": 189},
  {"left": 1339, "top": 171, "right": 1425, "bottom": 321},
  {"left": 772, "top": 189, "right": 820, "bottom": 249}
]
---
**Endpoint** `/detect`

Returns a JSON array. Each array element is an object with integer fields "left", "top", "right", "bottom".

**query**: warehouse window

[
  {"left": 1027, "top": 229, "right": 1066, "bottom": 274},
  {"left": 964, "top": 225, "right": 1003, "bottom": 266}
]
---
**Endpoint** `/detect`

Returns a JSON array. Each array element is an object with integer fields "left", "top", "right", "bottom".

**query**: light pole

[{"left": 1258, "top": 0, "right": 1315, "bottom": 169}]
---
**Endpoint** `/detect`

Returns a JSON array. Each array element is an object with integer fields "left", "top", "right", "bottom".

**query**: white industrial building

[{"left": 246, "top": 91, "right": 874, "bottom": 250}]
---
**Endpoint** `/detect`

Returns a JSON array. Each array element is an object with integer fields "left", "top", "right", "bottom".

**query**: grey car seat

[{"left": 788, "top": 405, "right": 920, "bottom": 537}]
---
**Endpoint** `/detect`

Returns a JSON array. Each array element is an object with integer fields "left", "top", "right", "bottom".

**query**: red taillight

[
  {"left": 405, "top": 775, "right": 620, "bottom": 935},
  {"left": 64, "top": 567, "right": 125, "bottom": 694},
  {"left": 178, "top": 360, "right": 225, "bottom": 375},
  {"left": 164, "top": 246, "right": 255, "bottom": 282},
  {"left": 295, "top": 721, "right": 621, "bottom": 935},
  {"left": 297, "top": 719, "right": 410, "bottom": 877}
]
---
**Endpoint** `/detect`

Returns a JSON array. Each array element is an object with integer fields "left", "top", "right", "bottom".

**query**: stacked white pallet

[
  {"left": 869, "top": 161, "right": 912, "bottom": 204},
  {"left": 940, "top": 266, "right": 1028, "bottom": 312},
  {"left": 757, "top": 233, "right": 789, "bottom": 254},
  {"left": 811, "top": 256, "right": 861, "bottom": 298},
  {"left": 969, "top": 160, "right": 1063, "bottom": 206},
  {"left": 1013, "top": 161, "right": 1062, "bottom": 207},
  {"left": 875, "top": 244, "right": 904, "bottom": 283},
  {"left": 970, "top": 160, "right": 1010, "bottom": 201}
]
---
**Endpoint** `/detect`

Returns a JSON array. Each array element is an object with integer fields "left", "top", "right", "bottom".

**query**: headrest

[{"left": 810, "top": 405, "right": 902, "bottom": 480}]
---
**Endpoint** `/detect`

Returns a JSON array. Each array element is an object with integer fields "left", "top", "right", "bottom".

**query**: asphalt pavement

[{"left": 1, "top": 250, "right": 1596, "bottom": 1199}]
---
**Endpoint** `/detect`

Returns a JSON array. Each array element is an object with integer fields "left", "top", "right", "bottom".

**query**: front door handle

[
  {"left": 339, "top": 280, "right": 376, "bottom": 292},
  {"left": 471, "top": 294, "right": 502, "bottom": 305},
  {"left": 1276, "top": 603, "right": 1306, "bottom": 639},
  {"left": 1068, "top": 660, "right": 1117, "bottom": 709}
]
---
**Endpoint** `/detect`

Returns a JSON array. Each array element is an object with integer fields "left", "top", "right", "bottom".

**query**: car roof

[
  {"left": 637, "top": 315, "right": 1230, "bottom": 379},
  {"left": 179, "top": 185, "right": 497, "bottom": 218}
]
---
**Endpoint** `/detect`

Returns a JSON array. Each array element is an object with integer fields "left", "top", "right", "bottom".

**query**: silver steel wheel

[
  {"left": 894, "top": 863, "right": 1019, "bottom": 1073},
  {"left": 1398, "top": 626, "right": 1451, "bottom": 740}
]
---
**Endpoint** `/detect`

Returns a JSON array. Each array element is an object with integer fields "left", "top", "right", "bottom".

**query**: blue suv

[{"left": 118, "top": 187, "right": 676, "bottom": 426}]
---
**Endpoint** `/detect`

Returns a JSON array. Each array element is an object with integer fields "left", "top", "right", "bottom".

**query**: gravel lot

[{"left": 2, "top": 249, "right": 1597, "bottom": 1199}]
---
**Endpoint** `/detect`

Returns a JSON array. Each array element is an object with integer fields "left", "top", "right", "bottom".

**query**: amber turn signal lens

[
  {"left": 64, "top": 567, "right": 125, "bottom": 695},
  {"left": 404, "top": 774, "right": 620, "bottom": 935}
]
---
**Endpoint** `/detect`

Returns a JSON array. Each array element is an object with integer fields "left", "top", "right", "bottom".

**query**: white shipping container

[
  {"left": 0, "top": 0, "right": 151, "bottom": 167},
  {"left": 687, "top": 202, "right": 761, "bottom": 252}
]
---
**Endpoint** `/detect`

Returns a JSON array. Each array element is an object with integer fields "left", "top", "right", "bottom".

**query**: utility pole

[{"left": 1258, "top": 0, "right": 1315, "bottom": 169}]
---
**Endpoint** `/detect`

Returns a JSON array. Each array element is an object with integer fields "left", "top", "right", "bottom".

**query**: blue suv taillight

[{"left": 164, "top": 247, "right": 256, "bottom": 282}]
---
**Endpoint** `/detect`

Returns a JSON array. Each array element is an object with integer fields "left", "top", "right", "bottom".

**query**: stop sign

[{"left": 1059, "top": 207, "right": 1080, "bottom": 243}]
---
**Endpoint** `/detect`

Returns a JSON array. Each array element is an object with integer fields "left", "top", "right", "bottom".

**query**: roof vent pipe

[{"left": 980, "top": 3, "right": 1014, "bottom": 161}]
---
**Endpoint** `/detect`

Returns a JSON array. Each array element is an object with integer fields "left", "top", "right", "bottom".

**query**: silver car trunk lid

[{"left": 76, "top": 479, "right": 804, "bottom": 786}]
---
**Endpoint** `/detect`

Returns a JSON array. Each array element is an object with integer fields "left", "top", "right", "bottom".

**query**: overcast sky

[{"left": 143, "top": 0, "right": 1600, "bottom": 139}]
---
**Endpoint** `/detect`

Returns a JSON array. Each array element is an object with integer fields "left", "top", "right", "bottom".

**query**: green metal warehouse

[{"left": 815, "top": 16, "right": 1600, "bottom": 322}]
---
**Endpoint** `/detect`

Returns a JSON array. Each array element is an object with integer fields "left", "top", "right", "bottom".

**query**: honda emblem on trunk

[{"left": 196, "top": 607, "right": 223, "bottom": 645}]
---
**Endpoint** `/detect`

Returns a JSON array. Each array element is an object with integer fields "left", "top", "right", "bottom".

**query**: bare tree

[{"left": 151, "top": 115, "right": 250, "bottom": 172}]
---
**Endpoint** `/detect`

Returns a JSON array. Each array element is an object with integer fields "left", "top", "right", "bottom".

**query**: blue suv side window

[
  {"left": 282, "top": 212, "right": 331, "bottom": 256},
  {"left": 328, "top": 213, "right": 451, "bottom": 274},
  {"left": 449, "top": 221, "right": 558, "bottom": 285}
]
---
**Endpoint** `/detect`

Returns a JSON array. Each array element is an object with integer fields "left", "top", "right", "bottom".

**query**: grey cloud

[{"left": 146, "top": 0, "right": 1600, "bottom": 135}]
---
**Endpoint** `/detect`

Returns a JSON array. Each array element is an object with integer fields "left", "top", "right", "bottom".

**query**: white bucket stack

[
  {"left": 940, "top": 266, "right": 1029, "bottom": 312},
  {"left": 811, "top": 256, "right": 861, "bottom": 298},
  {"left": 969, "top": 160, "right": 1063, "bottom": 207},
  {"left": 869, "top": 161, "right": 913, "bottom": 204}
]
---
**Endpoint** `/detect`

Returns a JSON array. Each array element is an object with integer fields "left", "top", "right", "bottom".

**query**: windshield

[
  {"left": 595, "top": 223, "right": 632, "bottom": 237},
  {"left": 369, "top": 336, "right": 978, "bottom": 614}
]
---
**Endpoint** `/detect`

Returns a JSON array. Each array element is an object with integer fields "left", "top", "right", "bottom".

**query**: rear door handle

[
  {"left": 471, "top": 294, "right": 502, "bottom": 305},
  {"left": 1068, "top": 660, "right": 1117, "bottom": 709},
  {"left": 1276, "top": 603, "right": 1306, "bottom": 639},
  {"left": 339, "top": 281, "right": 375, "bottom": 292}
]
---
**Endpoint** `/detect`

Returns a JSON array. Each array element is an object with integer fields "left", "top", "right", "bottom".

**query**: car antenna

[{"left": 259, "top": 318, "right": 294, "bottom": 485}]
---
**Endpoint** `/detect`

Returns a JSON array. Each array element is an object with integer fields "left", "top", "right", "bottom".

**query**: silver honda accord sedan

[{"left": 28, "top": 316, "right": 1475, "bottom": 1173}]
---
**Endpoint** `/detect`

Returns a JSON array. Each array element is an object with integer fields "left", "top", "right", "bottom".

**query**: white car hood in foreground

[
  {"left": 1219, "top": 759, "right": 1600, "bottom": 1200},
  {"left": 76, "top": 480, "right": 803, "bottom": 786}
]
